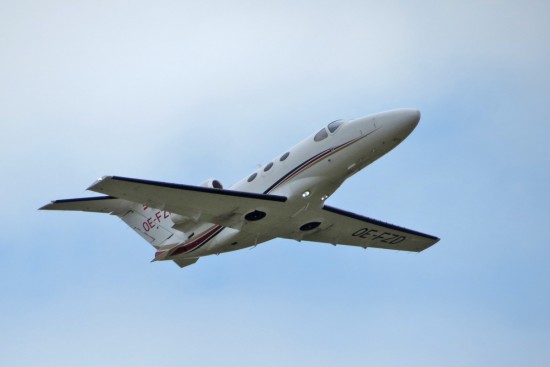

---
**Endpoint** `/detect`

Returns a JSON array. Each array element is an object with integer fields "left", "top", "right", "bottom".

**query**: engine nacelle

[
  {"left": 169, "top": 179, "right": 222, "bottom": 230},
  {"left": 170, "top": 213, "right": 190, "bottom": 225},
  {"left": 200, "top": 179, "right": 223, "bottom": 189}
]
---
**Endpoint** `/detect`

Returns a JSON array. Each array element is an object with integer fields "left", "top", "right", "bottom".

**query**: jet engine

[
  {"left": 170, "top": 213, "right": 191, "bottom": 225},
  {"left": 200, "top": 179, "right": 223, "bottom": 189},
  {"left": 169, "top": 179, "right": 223, "bottom": 229}
]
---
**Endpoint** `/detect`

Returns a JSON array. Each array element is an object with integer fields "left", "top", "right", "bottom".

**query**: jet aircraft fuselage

[{"left": 41, "top": 109, "right": 439, "bottom": 268}]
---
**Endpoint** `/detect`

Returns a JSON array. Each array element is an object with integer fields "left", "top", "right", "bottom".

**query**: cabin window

[
  {"left": 314, "top": 128, "right": 328, "bottom": 142},
  {"left": 247, "top": 172, "right": 257, "bottom": 182},
  {"left": 328, "top": 119, "right": 344, "bottom": 133},
  {"left": 264, "top": 162, "right": 273, "bottom": 172},
  {"left": 280, "top": 152, "right": 290, "bottom": 161}
]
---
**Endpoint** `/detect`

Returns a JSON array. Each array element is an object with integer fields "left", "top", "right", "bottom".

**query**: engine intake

[{"left": 200, "top": 179, "right": 223, "bottom": 189}]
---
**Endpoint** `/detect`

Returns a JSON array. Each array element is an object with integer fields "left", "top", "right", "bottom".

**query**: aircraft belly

[{"left": 188, "top": 228, "right": 274, "bottom": 257}]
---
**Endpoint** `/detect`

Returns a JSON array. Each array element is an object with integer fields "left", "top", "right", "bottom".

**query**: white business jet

[{"left": 41, "top": 109, "right": 439, "bottom": 268}]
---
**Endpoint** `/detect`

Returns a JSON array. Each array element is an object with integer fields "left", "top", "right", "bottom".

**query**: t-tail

[{"left": 39, "top": 196, "right": 198, "bottom": 267}]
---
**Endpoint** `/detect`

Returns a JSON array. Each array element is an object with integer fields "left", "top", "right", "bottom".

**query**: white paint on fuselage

[{"left": 175, "top": 109, "right": 420, "bottom": 259}]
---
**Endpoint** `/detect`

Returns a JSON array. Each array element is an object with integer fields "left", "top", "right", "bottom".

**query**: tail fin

[
  {"left": 118, "top": 203, "right": 186, "bottom": 248},
  {"left": 40, "top": 196, "right": 186, "bottom": 249}
]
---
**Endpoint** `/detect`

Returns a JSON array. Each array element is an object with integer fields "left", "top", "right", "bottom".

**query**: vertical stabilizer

[
  {"left": 118, "top": 204, "right": 186, "bottom": 249},
  {"left": 40, "top": 196, "right": 187, "bottom": 249}
]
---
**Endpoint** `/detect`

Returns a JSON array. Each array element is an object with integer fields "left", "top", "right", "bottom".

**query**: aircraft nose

[
  {"left": 383, "top": 109, "right": 421, "bottom": 138},
  {"left": 395, "top": 108, "right": 420, "bottom": 130},
  {"left": 403, "top": 109, "right": 421, "bottom": 126}
]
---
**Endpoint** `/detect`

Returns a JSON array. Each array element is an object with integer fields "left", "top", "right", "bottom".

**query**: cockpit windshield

[
  {"left": 327, "top": 119, "right": 344, "bottom": 133},
  {"left": 314, "top": 120, "right": 345, "bottom": 142},
  {"left": 314, "top": 128, "right": 328, "bottom": 142}
]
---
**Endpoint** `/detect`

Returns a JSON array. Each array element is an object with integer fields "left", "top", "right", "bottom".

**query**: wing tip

[
  {"left": 87, "top": 175, "right": 114, "bottom": 192},
  {"left": 414, "top": 236, "right": 441, "bottom": 252},
  {"left": 87, "top": 175, "right": 108, "bottom": 188},
  {"left": 38, "top": 202, "right": 55, "bottom": 210}
]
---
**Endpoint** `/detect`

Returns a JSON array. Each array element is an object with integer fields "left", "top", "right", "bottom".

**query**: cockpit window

[
  {"left": 327, "top": 119, "right": 344, "bottom": 133},
  {"left": 314, "top": 128, "right": 328, "bottom": 142}
]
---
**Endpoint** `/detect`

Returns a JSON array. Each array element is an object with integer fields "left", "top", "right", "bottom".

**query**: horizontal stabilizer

[
  {"left": 40, "top": 195, "right": 185, "bottom": 249},
  {"left": 39, "top": 196, "right": 132, "bottom": 214}
]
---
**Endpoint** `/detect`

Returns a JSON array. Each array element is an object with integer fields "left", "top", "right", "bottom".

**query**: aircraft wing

[
  {"left": 281, "top": 205, "right": 439, "bottom": 252},
  {"left": 87, "top": 176, "right": 288, "bottom": 228}
]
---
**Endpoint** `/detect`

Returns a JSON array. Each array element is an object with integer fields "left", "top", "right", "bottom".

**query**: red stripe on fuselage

[
  {"left": 169, "top": 225, "right": 224, "bottom": 257},
  {"left": 264, "top": 135, "right": 363, "bottom": 194}
]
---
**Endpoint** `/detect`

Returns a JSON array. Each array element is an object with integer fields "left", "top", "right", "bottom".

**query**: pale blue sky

[{"left": 1, "top": 1, "right": 549, "bottom": 366}]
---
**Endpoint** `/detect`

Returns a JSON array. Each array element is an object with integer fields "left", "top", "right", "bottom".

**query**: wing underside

[
  {"left": 40, "top": 196, "right": 132, "bottom": 214},
  {"left": 86, "top": 175, "right": 288, "bottom": 229},
  {"left": 282, "top": 205, "right": 439, "bottom": 252}
]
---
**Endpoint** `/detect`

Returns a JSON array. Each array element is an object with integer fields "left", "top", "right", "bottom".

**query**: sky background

[{"left": 1, "top": 0, "right": 550, "bottom": 366}]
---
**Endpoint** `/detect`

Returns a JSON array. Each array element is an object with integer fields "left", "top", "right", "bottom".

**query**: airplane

[{"left": 40, "top": 108, "right": 439, "bottom": 268}]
